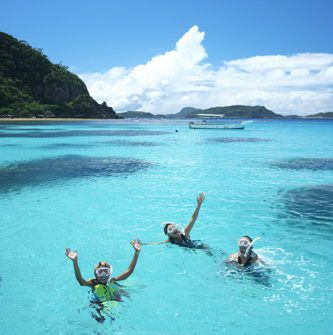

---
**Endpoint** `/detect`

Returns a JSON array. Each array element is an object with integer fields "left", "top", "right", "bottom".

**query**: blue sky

[
  {"left": 1, "top": 0, "right": 332, "bottom": 72},
  {"left": 1, "top": 0, "right": 333, "bottom": 114}
]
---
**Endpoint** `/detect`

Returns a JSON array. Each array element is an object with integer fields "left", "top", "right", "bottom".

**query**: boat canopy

[{"left": 196, "top": 113, "right": 224, "bottom": 118}]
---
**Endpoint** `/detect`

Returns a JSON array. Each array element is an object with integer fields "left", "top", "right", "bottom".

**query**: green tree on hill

[{"left": 0, "top": 32, "right": 117, "bottom": 118}]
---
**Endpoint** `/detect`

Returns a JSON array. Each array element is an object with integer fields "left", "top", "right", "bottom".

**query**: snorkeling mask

[
  {"left": 95, "top": 267, "right": 112, "bottom": 277},
  {"left": 238, "top": 237, "right": 260, "bottom": 257},
  {"left": 167, "top": 225, "right": 178, "bottom": 235},
  {"left": 238, "top": 239, "right": 251, "bottom": 248},
  {"left": 163, "top": 222, "right": 185, "bottom": 236}
]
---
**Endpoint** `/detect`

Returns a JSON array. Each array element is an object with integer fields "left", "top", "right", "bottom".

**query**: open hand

[
  {"left": 130, "top": 239, "right": 141, "bottom": 253},
  {"left": 197, "top": 192, "right": 205, "bottom": 205},
  {"left": 65, "top": 248, "right": 78, "bottom": 261}
]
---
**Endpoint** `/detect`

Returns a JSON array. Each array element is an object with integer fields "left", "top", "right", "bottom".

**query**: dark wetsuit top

[
  {"left": 237, "top": 251, "right": 257, "bottom": 267},
  {"left": 169, "top": 234, "right": 206, "bottom": 249}
]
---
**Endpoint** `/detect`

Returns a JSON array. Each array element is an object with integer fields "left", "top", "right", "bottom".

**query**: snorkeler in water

[
  {"left": 226, "top": 236, "right": 262, "bottom": 266},
  {"left": 65, "top": 239, "right": 141, "bottom": 321},
  {"left": 144, "top": 193, "right": 208, "bottom": 249}
]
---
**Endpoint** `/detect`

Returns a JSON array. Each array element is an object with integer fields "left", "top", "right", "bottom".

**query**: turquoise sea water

[{"left": 0, "top": 119, "right": 332, "bottom": 335}]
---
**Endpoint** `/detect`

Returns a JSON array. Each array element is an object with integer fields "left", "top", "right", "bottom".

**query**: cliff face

[
  {"left": 41, "top": 66, "right": 89, "bottom": 104},
  {"left": 0, "top": 32, "right": 116, "bottom": 118}
]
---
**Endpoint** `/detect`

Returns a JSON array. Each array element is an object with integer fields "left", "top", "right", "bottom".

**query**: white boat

[{"left": 189, "top": 121, "right": 245, "bottom": 130}]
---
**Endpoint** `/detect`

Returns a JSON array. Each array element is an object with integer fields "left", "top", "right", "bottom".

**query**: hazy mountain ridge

[
  {"left": 172, "top": 105, "right": 281, "bottom": 118},
  {"left": 117, "top": 111, "right": 167, "bottom": 119},
  {"left": 118, "top": 107, "right": 333, "bottom": 119},
  {"left": 306, "top": 112, "right": 333, "bottom": 118},
  {"left": 118, "top": 105, "right": 281, "bottom": 119}
]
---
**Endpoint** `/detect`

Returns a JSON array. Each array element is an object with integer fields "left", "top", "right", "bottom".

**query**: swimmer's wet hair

[
  {"left": 242, "top": 235, "right": 253, "bottom": 242},
  {"left": 164, "top": 223, "right": 172, "bottom": 235}
]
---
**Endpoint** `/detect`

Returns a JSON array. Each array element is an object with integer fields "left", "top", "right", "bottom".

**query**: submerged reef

[
  {"left": 280, "top": 184, "right": 333, "bottom": 230},
  {"left": 94, "top": 140, "right": 162, "bottom": 147},
  {"left": 38, "top": 140, "right": 162, "bottom": 150},
  {"left": 272, "top": 158, "right": 333, "bottom": 171},
  {"left": 0, "top": 155, "right": 151, "bottom": 193},
  {"left": 210, "top": 137, "right": 271, "bottom": 143}
]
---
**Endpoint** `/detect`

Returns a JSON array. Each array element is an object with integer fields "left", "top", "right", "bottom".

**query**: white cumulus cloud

[{"left": 79, "top": 25, "right": 333, "bottom": 116}]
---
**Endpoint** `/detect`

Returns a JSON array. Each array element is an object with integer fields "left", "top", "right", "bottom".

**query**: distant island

[
  {"left": 168, "top": 105, "right": 281, "bottom": 118},
  {"left": 117, "top": 111, "right": 167, "bottom": 119},
  {"left": 0, "top": 32, "right": 117, "bottom": 118},
  {"left": 306, "top": 112, "right": 333, "bottom": 118},
  {"left": 118, "top": 107, "right": 333, "bottom": 119},
  {"left": 118, "top": 105, "right": 282, "bottom": 119}
]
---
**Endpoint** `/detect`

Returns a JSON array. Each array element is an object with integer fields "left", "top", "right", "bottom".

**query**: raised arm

[
  {"left": 65, "top": 248, "right": 91, "bottom": 287},
  {"left": 184, "top": 193, "right": 205, "bottom": 237},
  {"left": 113, "top": 240, "right": 141, "bottom": 282}
]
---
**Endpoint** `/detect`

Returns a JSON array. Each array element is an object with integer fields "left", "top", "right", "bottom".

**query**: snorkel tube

[{"left": 244, "top": 237, "right": 260, "bottom": 258}]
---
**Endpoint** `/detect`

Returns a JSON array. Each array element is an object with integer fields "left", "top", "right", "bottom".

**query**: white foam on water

[{"left": 241, "top": 120, "right": 254, "bottom": 125}]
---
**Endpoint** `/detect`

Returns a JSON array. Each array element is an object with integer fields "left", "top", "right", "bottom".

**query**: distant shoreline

[
  {"left": 0, "top": 117, "right": 332, "bottom": 122},
  {"left": 0, "top": 118, "right": 119, "bottom": 122}
]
